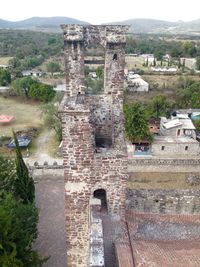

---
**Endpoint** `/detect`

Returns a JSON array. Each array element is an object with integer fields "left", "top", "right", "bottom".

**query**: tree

[
  {"left": 41, "top": 92, "right": 63, "bottom": 141},
  {"left": 0, "top": 68, "right": 11, "bottom": 86},
  {"left": 46, "top": 61, "right": 60, "bottom": 75},
  {"left": 177, "top": 81, "right": 200, "bottom": 108},
  {"left": 147, "top": 95, "right": 172, "bottom": 119},
  {"left": 123, "top": 102, "right": 153, "bottom": 143},
  {"left": 12, "top": 76, "right": 37, "bottom": 98},
  {"left": 196, "top": 56, "right": 200, "bottom": 70},
  {"left": 29, "top": 83, "right": 55, "bottom": 102},
  {"left": 0, "top": 153, "right": 46, "bottom": 266},
  {"left": 0, "top": 194, "right": 45, "bottom": 267},
  {"left": 96, "top": 66, "right": 104, "bottom": 79},
  {"left": 183, "top": 41, "right": 197, "bottom": 57},
  {"left": 153, "top": 57, "right": 156, "bottom": 67},
  {"left": 0, "top": 156, "right": 16, "bottom": 193},
  {"left": 13, "top": 131, "right": 35, "bottom": 204}
]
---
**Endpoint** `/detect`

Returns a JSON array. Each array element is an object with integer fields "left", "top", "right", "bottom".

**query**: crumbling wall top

[
  {"left": 61, "top": 24, "right": 130, "bottom": 46},
  {"left": 61, "top": 24, "right": 84, "bottom": 41}
]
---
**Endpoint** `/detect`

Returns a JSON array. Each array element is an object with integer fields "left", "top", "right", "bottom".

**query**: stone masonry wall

[
  {"left": 126, "top": 189, "right": 200, "bottom": 214},
  {"left": 60, "top": 25, "right": 129, "bottom": 267},
  {"left": 128, "top": 158, "right": 200, "bottom": 172}
]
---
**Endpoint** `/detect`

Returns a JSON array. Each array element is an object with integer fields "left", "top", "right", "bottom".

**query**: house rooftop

[
  {"left": 154, "top": 135, "right": 198, "bottom": 143},
  {"left": 162, "top": 118, "right": 183, "bottom": 129}
]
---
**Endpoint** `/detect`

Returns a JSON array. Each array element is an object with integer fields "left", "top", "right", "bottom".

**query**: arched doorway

[{"left": 93, "top": 189, "right": 108, "bottom": 212}]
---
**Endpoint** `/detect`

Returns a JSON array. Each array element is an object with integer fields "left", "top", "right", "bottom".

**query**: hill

[
  {"left": 0, "top": 17, "right": 89, "bottom": 31},
  {"left": 109, "top": 18, "right": 200, "bottom": 35},
  {"left": 0, "top": 17, "right": 200, "bottom": 35}
]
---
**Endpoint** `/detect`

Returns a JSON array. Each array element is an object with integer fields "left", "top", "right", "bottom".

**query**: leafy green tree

[
  {"left": 46, "top": 61, "right": 60, "bottom": 75},
  {"left": 29, "top": 83, "right": 55, "bottom": 102},
  {"left": 193, "top": 120, "right": 200, "bottom": 133},
  {"left": 41, "top": 92, "right": 63, "bottom": 141},
  {"left": 183, "top": 41, "right": 197, "bottom": 57},
  {"left": 196, "top": 56, "right": 200, "bottom": 70},
  {"left": 147, "top": 95, "right": 172, "bottom": 119},
  {"left": 0, "top": 68, "right": 11, "bottom": 86},
  {"left": 12, "top": 76, "right": 37, "bottom": 97},
  {"left": 177, "top": 81, "right": 200, "bottom": 108},
  {"left": 0, "top": 156, "right": 16, "bottom": 193},
  {"left": 0, "top": 193, "right": 45, "bottom": 267},
  {"left": 96, "top": 66, "right": 104, "bottom": 79},
  {"left": 0, "top": 152, "right": 46, "bottom": 267},
  {"left": 124, "top": 102, "right": 153, "bottom": 143},
  {"left": 13, "top": 131, "right": 35, "bottom": 204},
  {"left": 84, "top": 66, "right": 90, "bottom": 77}
]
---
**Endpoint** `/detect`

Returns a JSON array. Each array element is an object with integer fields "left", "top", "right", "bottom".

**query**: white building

[
  {"left": 180, "top": 58, "right": 196, "bottom": 70},
  {"left": 152, "top": 115, "right": 199, "bottom": 156},
  {"left": 127, "top": 74, "right": 149, "bottom": 92}
]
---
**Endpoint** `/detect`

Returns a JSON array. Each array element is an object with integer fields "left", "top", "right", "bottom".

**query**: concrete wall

[{"left": 152, "top": 141, "right": 200, "bottom": 156}]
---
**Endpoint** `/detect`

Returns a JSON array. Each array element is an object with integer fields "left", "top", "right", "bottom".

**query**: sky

[{"left": 1, "top": 0, "right": 200, "bottom": 23}]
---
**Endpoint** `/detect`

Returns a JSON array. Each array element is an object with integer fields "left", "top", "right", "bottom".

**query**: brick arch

[{"left": 90, "top": 182, "right": 112, "bottom": 212}]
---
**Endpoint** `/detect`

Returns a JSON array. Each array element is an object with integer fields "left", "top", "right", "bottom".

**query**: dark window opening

[
  {"left": 161, "top": 146, "right": 165, "bottom": 150},
  {"left": 95, "top": 136, "right": 112, "bottom": 149},
  {"left": 113, "top": 53, "right": 118, "bottom": 61},
  {"left": 73, "top": 43, "right": 78, "bottom": 60},
  {"left": 185, "top": 146, "right": 188, "bottom": 151},
  {"left": 93, "top": 189, "right": 108, "bottom": 212},
  {"left": 177, "top": 129, "right": 181, "bottom": 136}
]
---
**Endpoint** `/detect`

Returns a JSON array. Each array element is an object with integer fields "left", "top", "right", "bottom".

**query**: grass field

[
  {"left": 0, "top": 96, "right": 43, "bottom": 137},
  {"left": 0, "top": 56, "right": 13, "bottom": 65},
  {"left": 124, "top": 74, "right": 200, "bottom": 104},
  {"left": 128, "top": 172, "right": 200, "bottom": 189}
]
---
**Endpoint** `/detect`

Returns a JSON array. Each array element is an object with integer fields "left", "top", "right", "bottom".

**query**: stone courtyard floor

[{"left": 34, "top": 178, "right": 66, "bottom": 267}]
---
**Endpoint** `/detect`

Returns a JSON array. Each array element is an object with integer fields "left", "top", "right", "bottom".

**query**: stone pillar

[
  {"left": 103, "top": 26, "right": 128, "bottom": 150},
  {"left": 60, "top": 25, "right": 129, "bottom": 267},
  {"left": 62, "top": 25, "right": 85, "bottom": 96},
  {"left": 104, "top": 26, "right": 127, "bottom": 96},
  {"left": 61, "top": 109, "right": 95, "bottom": 267}
]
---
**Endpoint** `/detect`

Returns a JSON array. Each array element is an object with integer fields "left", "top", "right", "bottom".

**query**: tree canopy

[
  {"left": 177, "top": 81, "right": 200, "bottom": 108},
  {"left": 124, "top": 102, "right": 153, "bottom": 143},
  {"left": 12, "top": 77, "right": 55, "bottom": 102},
  {"left": 0, "top": 134, "right": 46, "bottom": 266},
  {"left": 147, "top": 95, "right": 172, "bottom": 119},
  {"left": 0, "top": 68, "right": 11, "bottom": 86}
]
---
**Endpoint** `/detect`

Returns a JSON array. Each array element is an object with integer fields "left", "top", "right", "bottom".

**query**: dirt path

[{"left": 26, "top": 129, "right": 63, "bottom": 165}]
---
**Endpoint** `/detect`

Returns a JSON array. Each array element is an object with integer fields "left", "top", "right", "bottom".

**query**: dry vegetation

[
  {"left": 0, "top": 96, "right": 43, "bottom": 137},
  {"left": 0, "top": 56, "right": 13, "bottom": 65},
  {"left": 124, "top": 74, "right": 200, "bottom": 104},
  {"left": 128, "top": 172, "right": 200, "bottom": 189}
]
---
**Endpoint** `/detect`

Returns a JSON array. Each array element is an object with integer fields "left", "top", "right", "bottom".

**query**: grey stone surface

[
  {"left": 126, "top": 189, "right": 200, "bottom": 214},
  {"left": 34, "top": 178, "right": 66, "bottom": 267}
]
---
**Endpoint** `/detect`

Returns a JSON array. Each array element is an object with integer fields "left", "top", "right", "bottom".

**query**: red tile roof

[{"left": 115, "top": 211, "right": 200, "bottom": 267}]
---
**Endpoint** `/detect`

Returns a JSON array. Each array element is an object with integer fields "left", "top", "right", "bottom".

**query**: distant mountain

[
  {"left": 109, "top": 18, "right": 200, "bottom": 35},
  {"left": 107, "top": 18, "right": 176, "bottom": 33},
  {"left": 0, "top": 17, "right": 200, "bottom": 35},
  {"left": 0, "top": 17, "right": 89, "bottom": 31}
]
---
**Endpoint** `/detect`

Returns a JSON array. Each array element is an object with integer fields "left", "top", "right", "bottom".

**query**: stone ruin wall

[
  {"left": 60, "top": 25, "right": 129, "bottom": 267},
  {"left": 127, "top": 189, "right": 200, "bottom": 214}
]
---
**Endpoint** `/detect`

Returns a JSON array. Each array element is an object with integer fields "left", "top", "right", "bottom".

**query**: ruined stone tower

[{"left": 59, "top": 25, "right": 129, "bottom": 267}]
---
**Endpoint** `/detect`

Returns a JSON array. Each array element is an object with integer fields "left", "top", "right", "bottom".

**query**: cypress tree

[{"left": 13, "top": 130, "right": 35, "bottom": 204}]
